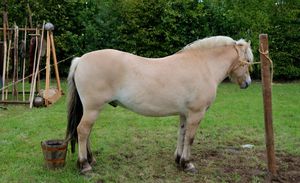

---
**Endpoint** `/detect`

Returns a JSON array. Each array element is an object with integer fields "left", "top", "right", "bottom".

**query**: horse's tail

[{"left": 66, "top": 57, "right": 83, "bottom": 153}]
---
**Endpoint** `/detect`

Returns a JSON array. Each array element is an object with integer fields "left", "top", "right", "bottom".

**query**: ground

[{"left": 194, "top": 147, "right": 300, "bottom": 183}]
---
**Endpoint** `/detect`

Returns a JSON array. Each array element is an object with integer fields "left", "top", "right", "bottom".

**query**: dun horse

[{"left": 66, "top": 36, "right": 253, "bottom": 174}]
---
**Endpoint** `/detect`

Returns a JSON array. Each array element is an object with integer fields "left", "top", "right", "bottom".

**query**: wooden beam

[
  {"left": 0, "top": 28, "right": 41, "bottom": 31},
  {"left": 6, "top": 91, "right": 31, "bottom": 94},
  {"left": 0, "top": 100, "right": 30, "bottom": 104}
]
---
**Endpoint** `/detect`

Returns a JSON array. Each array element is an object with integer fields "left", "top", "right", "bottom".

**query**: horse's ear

[
  {"left": 236, "top": 39, "right": 248, "bottom": 47},
  {"left": 236, "top": 41, "right": 243, "bottom": 46},
  {"left": 247, "top": 40, "right": 251, "bottom": 46}
]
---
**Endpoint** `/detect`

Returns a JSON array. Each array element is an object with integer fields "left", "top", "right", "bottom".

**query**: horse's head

[{"left": 228, "top": 40, "right": 253, "bottom": 89}]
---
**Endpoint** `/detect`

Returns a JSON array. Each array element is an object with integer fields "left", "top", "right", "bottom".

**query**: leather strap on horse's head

[
  {"left": 227, "top": 45, "right": 251, "bottom": 76},
  {"left": 228, "top": 44, "right": 273, "bottom": 82}
]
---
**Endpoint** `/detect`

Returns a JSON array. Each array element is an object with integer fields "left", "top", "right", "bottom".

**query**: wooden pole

[
  {"left": 45, "top": 30, "right": 51, "bottom": 106},
  {"left": 27, "top": 3, "right": 33, "bottom": 28},
  {"left": 12, "top": 23, "right": 19, "bottom": 100},
  {"left": 22, "top": 24, "right": 27, "bottom": 101},
  {"left": 29, "top": 28, "right": 39, "bottom": 104},
  {"left": 49, "top": 31, "right": 62, "bottom": 94},
  {"left": 30, "top": 21, "right": 45, "bottom": 108},
  {"left": 1, "top": 11, "right": 8, "bottom": 100},
  {"left": 5, "top": 34, "right": 12, "bottom": 100},
  {"left": 260, "top": 34, "right": 277, "bottom": 177}
]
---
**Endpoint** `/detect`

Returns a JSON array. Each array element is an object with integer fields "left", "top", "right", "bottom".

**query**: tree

[
  {"left": 268, "top": 0, "right": 300, "bottom": 79},
  {"left": 1, "top": 0, "right": 299, "bottom": 79}
]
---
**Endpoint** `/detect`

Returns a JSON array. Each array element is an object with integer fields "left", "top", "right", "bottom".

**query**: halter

[
  {"left": 227, "top": 45, "right": 252, "bottom": 76},
  {"left": 227, "top": 45, "right": 273, "bottom": 83}
]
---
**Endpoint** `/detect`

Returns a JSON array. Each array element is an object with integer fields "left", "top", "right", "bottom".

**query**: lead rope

[{"left": 228, "top": 46, "right": 273, "bottom": 84}]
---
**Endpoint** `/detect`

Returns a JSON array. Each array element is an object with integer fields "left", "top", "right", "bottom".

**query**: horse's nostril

[{"left": 240, "top": 81, "right": 249, "bottom": 89}]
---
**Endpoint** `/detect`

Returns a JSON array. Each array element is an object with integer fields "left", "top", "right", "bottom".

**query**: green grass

[{"left": 0, "top": 81, "right": 299, "bottom": 182}]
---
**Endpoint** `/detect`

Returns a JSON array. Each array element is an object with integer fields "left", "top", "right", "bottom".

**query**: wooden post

[{"left": 260, "top": 34, "right": 277, "bottom": 176}]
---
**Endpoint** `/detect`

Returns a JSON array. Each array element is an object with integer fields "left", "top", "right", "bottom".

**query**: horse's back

[{"left": 76, "top": 49, "right": 134, "bottom": 76}]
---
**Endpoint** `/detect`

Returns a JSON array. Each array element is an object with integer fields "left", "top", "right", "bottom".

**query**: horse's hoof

[
  {"left": 182, "top": 162, "right": 198, "bottom": 174},
  {"left": 175, "top": 154, "right": 181, "bottom": 165},
  {"left": 77, "top": 159, "right": 93, "bottom": 174},
  {"left": 89, "top": 157, "right": 97, "bottom": 166},
  {"left": 184, "top": 166, "right": 198, "bottom": 174},
  {"left": 179, "top": 158, "right": 188, "bottom": 168},
  {"left": 80, "top": 165, "right": 92, "bottom": 175}
]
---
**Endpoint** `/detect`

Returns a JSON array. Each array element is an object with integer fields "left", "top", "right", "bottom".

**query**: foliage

[
  {"left": 268, "top": 0, "right": 300, "bottom": 80},
  {"left": 1, "top": 0, "right": 299, "bottom": 80},
  {"left": 116, "top": 0, "right": 208, "bottom": 57}
]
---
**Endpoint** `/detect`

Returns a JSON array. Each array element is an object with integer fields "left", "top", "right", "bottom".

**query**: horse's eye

[{"left": 249, "top": 65, "right": 253, "bottom": 72}]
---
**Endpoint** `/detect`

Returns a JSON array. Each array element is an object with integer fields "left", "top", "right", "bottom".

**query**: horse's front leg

[
  {"left": 174, "top": 115, "right": 186, "bottom": 164},
  {"left": 87, "top": 136, "right": 96, "bottom": 165},
  {"left": 179, "top": 110, "right": 206, "bottom": 173},
  {"left": 77, "top": 110, "right": 98, "bottom": 174}
]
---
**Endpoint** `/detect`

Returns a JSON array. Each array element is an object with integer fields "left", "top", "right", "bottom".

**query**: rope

[
  {"left": 0, "top": 54, "right": 77, "bottom": 92},
  {"left": 228, "top": 45, "right": 273, "bottom": 83},
  {"left": 258, "top": 48, "right": 274, "bottom": 83},
  {"left": 234, "top": 45, "right": 273, "bottom": 83}
]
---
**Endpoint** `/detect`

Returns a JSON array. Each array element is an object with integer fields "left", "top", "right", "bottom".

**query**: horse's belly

[
  {"left": 115, "top": 96, "right": 180, "bottom": 117},
  {"left": 123, "top": 103, "right": 179, "bottom": 117}
]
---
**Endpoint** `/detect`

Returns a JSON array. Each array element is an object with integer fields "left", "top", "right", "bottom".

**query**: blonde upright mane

[
  {"left": 182, "top": 36, "right": 236, "bottom": 51},
  {"left": 182, "top": 36, "right": 253, "bottom": 63}
]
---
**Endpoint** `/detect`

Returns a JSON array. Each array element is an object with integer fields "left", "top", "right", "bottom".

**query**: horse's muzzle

[{"left": 240, "top": 80, "right": 251, "bottom": 89}]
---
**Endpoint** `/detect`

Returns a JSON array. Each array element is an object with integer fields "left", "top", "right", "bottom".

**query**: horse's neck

[{"left": 203, "top": 46, "right": 238, "bottom": 84}]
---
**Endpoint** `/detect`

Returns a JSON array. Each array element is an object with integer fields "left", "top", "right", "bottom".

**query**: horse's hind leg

[
  {"left": 87, "top": 136, "right": 96, "bottom": 165},
  {"left": 77, "top": 109, "right": 100, "bottom": 174}
]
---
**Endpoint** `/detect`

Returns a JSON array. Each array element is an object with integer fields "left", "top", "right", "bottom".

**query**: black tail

[{"left": 66, "top": 57, "right": 82, "bottom": 153}]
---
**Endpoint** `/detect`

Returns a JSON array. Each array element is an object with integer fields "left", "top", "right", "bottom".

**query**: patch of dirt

[
  {"left": 194, "top": 147, "right": 300, "bottom": 182},
  {"left": 276, "top": 153, "right": 300, "bottom": 183}
]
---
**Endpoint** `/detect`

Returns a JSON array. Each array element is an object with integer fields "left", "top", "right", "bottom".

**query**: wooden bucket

[{"left": 41, "top": 139, "right": 67, "bottom": 169}]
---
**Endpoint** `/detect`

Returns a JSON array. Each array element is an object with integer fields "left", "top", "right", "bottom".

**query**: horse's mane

[
  {"left": 181, "top": 36, "right": 253, "bottom": 63},
  {"left": 182, "top": 36, "right": 236, "bottom": 51}
]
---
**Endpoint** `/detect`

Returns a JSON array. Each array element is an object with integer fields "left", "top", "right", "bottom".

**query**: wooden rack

[{"left": 0, "top": 20, "right": 62, "bottom": 108}]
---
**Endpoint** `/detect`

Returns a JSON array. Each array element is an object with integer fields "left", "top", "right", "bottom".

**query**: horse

[{"left": 66, "top": 36, "right": 254, "bottom": 174}]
